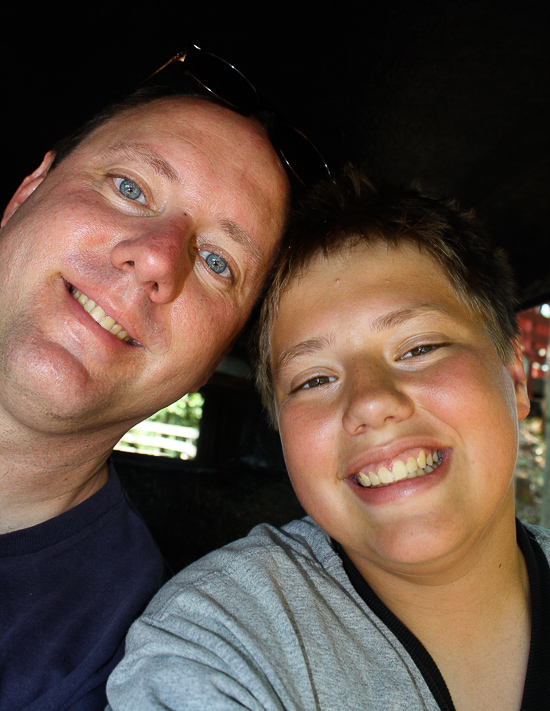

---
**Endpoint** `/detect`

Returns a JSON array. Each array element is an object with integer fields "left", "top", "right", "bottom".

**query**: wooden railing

[{"left": 115, "top": 420, "right": 200, "bottom": 459}]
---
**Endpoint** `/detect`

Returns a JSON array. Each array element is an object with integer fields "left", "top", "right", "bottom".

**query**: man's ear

[
  {"left": 1, "top": 151, "right": 56, "bottom": 227},
  {"left": 508, "top": 340, "right": 531, "bottom": 421}
]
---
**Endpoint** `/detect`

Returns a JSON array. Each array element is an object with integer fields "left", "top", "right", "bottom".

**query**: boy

[{"left": 106, "top": 168, "right": 550, "bottom": 711}]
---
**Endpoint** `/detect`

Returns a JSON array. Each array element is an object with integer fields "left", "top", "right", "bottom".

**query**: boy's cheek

[
  {"left": 280, "top": 405, "right": 338, "bottom": 472},
  {"left": 281, "top": 397, "right": 338, "bottom": 437}
]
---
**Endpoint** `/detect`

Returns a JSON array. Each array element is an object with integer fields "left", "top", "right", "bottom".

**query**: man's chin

[{"left": 0, "top": 345, "right": 125, "bottom": 438}]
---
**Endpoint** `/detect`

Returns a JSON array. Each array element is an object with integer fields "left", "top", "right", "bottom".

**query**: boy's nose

[
  {"left": 342, "top": 368, "right": 414, "bottom": 435},
  {"left": 110, "top": 221, "right": 190, "bottom": 303}
]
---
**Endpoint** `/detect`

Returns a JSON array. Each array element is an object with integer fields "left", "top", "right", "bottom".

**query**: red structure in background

[{"left": 518, "top": 307, "right": 550, "bottom": 401}]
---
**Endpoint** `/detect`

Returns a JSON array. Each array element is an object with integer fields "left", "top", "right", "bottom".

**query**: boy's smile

[
  {"left": 353, "top": 446, "right": 444, "bottom": 488},
  {"left": 270, "top": 241, "right": 530, "bottom": 579}
]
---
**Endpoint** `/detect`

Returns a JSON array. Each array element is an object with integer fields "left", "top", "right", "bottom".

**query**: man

[{"left": 0, "top": 45, "right": 319, "bottom": 710}]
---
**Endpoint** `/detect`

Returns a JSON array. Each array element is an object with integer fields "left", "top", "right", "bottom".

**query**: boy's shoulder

[
  {"left": 108, "top": 522, "right": 445, "bottom": 711},
  {"left": 144, "top": 516, "right": 349, "bottom": 619},
  {"left": 523, "top": 521, "right": 550, "bottom": 555}
]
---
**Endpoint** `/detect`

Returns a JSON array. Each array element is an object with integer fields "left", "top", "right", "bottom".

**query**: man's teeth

[
  {"left": 70, "top": 288, "right": 131, "bottom": 342},
  {"left": 356, "top": 449, "right": 443, "bottom": 488}
]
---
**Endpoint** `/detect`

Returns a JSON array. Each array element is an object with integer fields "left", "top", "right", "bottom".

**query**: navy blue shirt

[{"left": 0, "top": 463, "right": 165, "bottom": 711}]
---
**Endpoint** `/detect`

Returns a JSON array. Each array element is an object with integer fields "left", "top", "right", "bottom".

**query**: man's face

[
  {"left": 270, "top": 241, "right": 530, "bottom": 578},
  {"left": 0, "top": 97, "right": 289, "bottom": 437}
]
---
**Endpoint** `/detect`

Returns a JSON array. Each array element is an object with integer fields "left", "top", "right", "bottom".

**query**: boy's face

[{"left": 270, "top": 241, "right": 530, "bottom": 577}]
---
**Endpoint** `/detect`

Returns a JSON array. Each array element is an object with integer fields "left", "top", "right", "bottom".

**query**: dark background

[
  {"left": 3, "top": 1, "right": 549, "bottom": 569},
  {"left": 3, "top": 0, "right": 550, "bottom": 306}
]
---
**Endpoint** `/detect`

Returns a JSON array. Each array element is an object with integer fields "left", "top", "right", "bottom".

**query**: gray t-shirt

[{"left": 106, "top": 516, "right": 550, "bottom": 711}]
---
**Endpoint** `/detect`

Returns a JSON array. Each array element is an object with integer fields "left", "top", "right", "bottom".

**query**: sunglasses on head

[{"left": 140, "top": 44, "right": 332, "bottom": 189}]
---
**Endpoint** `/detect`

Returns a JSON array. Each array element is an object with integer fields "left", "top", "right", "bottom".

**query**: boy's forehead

[
  {"left": 279, "top": 239, "right": 446, "bottom": 303},
  {"left": 270, "top": 240, "right": 482, "bottom": 354},
  {"left": 283, "top": 238, "right": 439, "bottom": 287}
]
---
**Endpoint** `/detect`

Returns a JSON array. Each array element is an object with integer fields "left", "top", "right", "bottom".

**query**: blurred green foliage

[{"left": 148, "top": 392, "right": 204, "bottom": 429}]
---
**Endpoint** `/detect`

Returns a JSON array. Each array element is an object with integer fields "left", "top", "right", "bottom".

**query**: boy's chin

[{"left": 342, "top": 501, "right": 516, "bottom": 581}]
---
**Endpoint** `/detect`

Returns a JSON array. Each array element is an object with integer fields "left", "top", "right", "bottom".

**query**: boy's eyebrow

[
  {"left": 274, "top": 304, "right": 454, "bottom": 377},
  {"left": 370, "top": 304, "right": 452, "bottom": 332},
  {"left": 274, "top": 336, "right": 333, "bottom": 377}
]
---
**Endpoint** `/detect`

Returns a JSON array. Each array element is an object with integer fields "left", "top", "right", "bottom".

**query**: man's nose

[
  {"left": 342, "top": 366, "right": 414, "bottom": 435},
  {"left": 110, "top": 222, "right": 189, "bottom": 303}
]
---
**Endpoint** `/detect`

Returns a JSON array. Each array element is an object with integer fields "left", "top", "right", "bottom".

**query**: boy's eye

[
  {"left": 198, "top": 249, "right": 231, "bottom": 278},
  {"left": 114, "top": 177, "right": 147, "bottom": 204},
  {"left": 401, "top": 344, "right": 441, "bottom": 359},
  {"left": 300, "top": 375, "right": 337, "bottom": 390}
]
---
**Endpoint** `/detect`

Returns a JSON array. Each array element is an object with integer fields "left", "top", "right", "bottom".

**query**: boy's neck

[
  {"left": 342, "top": 500, "right": 531, "bottom": 711},
  {"left": 345, "top": 497, "right": 526, "bottom": 623}
]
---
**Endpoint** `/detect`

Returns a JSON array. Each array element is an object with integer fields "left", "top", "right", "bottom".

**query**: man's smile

[{"left": 67, "top": 283, "right": 138, "bottom": 345}]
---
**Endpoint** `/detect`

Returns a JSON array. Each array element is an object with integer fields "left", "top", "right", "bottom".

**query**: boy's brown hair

[{"left": 254, "top": 165, "right": 520, "bottom": 428}]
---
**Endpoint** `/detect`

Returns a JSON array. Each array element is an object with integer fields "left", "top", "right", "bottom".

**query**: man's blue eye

[
  {"left": 199, "top": 250, "right": 230, "bottom": 276},
  {"left": 117, "top": 178, "right": 143, "bottom": 201}
]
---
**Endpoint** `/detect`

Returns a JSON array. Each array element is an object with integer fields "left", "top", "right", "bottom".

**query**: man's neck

[{"left": 0, "top": 414, "right": 116, "bottom": 534}]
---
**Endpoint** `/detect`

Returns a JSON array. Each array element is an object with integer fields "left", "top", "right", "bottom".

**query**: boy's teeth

[
  {"left": 70, "top": 288, "right": 131, "bottom": 342},
  {"left": 358, "top": 472, "right": 371, "bottom": 487},
  {"left": 356, "top": 449, "right": 443, "bottom": 489},
  {"left": 392, "top": 460, "right": 408, "bottom": 481}
]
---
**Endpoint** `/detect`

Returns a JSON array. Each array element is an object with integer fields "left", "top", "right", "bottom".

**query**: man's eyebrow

[
  {"left": 100, "top": 142, "right": 180, "bottom": 183},
  {"left": 274, "top": 336, "right": 333, "bottom": 377},
  {"left": 218, "top": 218, "right": 262, "bottom": 263}
]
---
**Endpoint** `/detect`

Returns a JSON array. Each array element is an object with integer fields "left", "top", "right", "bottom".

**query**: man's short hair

[
  {"left": 50, "top": 86, "right": 180, "bottom": 168},
  {"left": 254, "top": 165, "right": 520, "bottom": 428}
]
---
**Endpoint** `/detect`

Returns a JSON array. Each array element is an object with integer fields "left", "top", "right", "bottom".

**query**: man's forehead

[
  {"left": 81, "top": 96, "right": 286, "bottom": 194},
  {"left": 97, "top": 95, "right": 267, "bottom": 144}
]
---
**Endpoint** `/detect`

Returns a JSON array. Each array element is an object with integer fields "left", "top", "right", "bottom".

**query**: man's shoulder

[
  {"left": 67, "top": 463, "right": 164, "bottom": 583},
  {"left": 0, "top": 464, "right": 165, "bottom": 711}
]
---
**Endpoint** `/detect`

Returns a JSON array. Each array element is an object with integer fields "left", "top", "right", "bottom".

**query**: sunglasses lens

[
  {"left": 145, "top": 47, "right": 331, "bottom": 188},
  {"left": 271, "top": 123, "right": 331, "bottom": 187},
  {"left": 183, "top": 48, "right": 260, "bottom": 113}
]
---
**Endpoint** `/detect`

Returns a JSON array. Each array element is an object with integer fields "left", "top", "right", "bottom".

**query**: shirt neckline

[{"left": 333, "top": 519, "right": 550, "bottom": 711}]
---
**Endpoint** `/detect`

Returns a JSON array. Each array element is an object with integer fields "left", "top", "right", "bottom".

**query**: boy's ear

[
  {"left": 1, "top": 151, "right": 56, "bottom": 228},
  {"left": 507, "top": 341, "right": 530, "bottom": 421}
]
